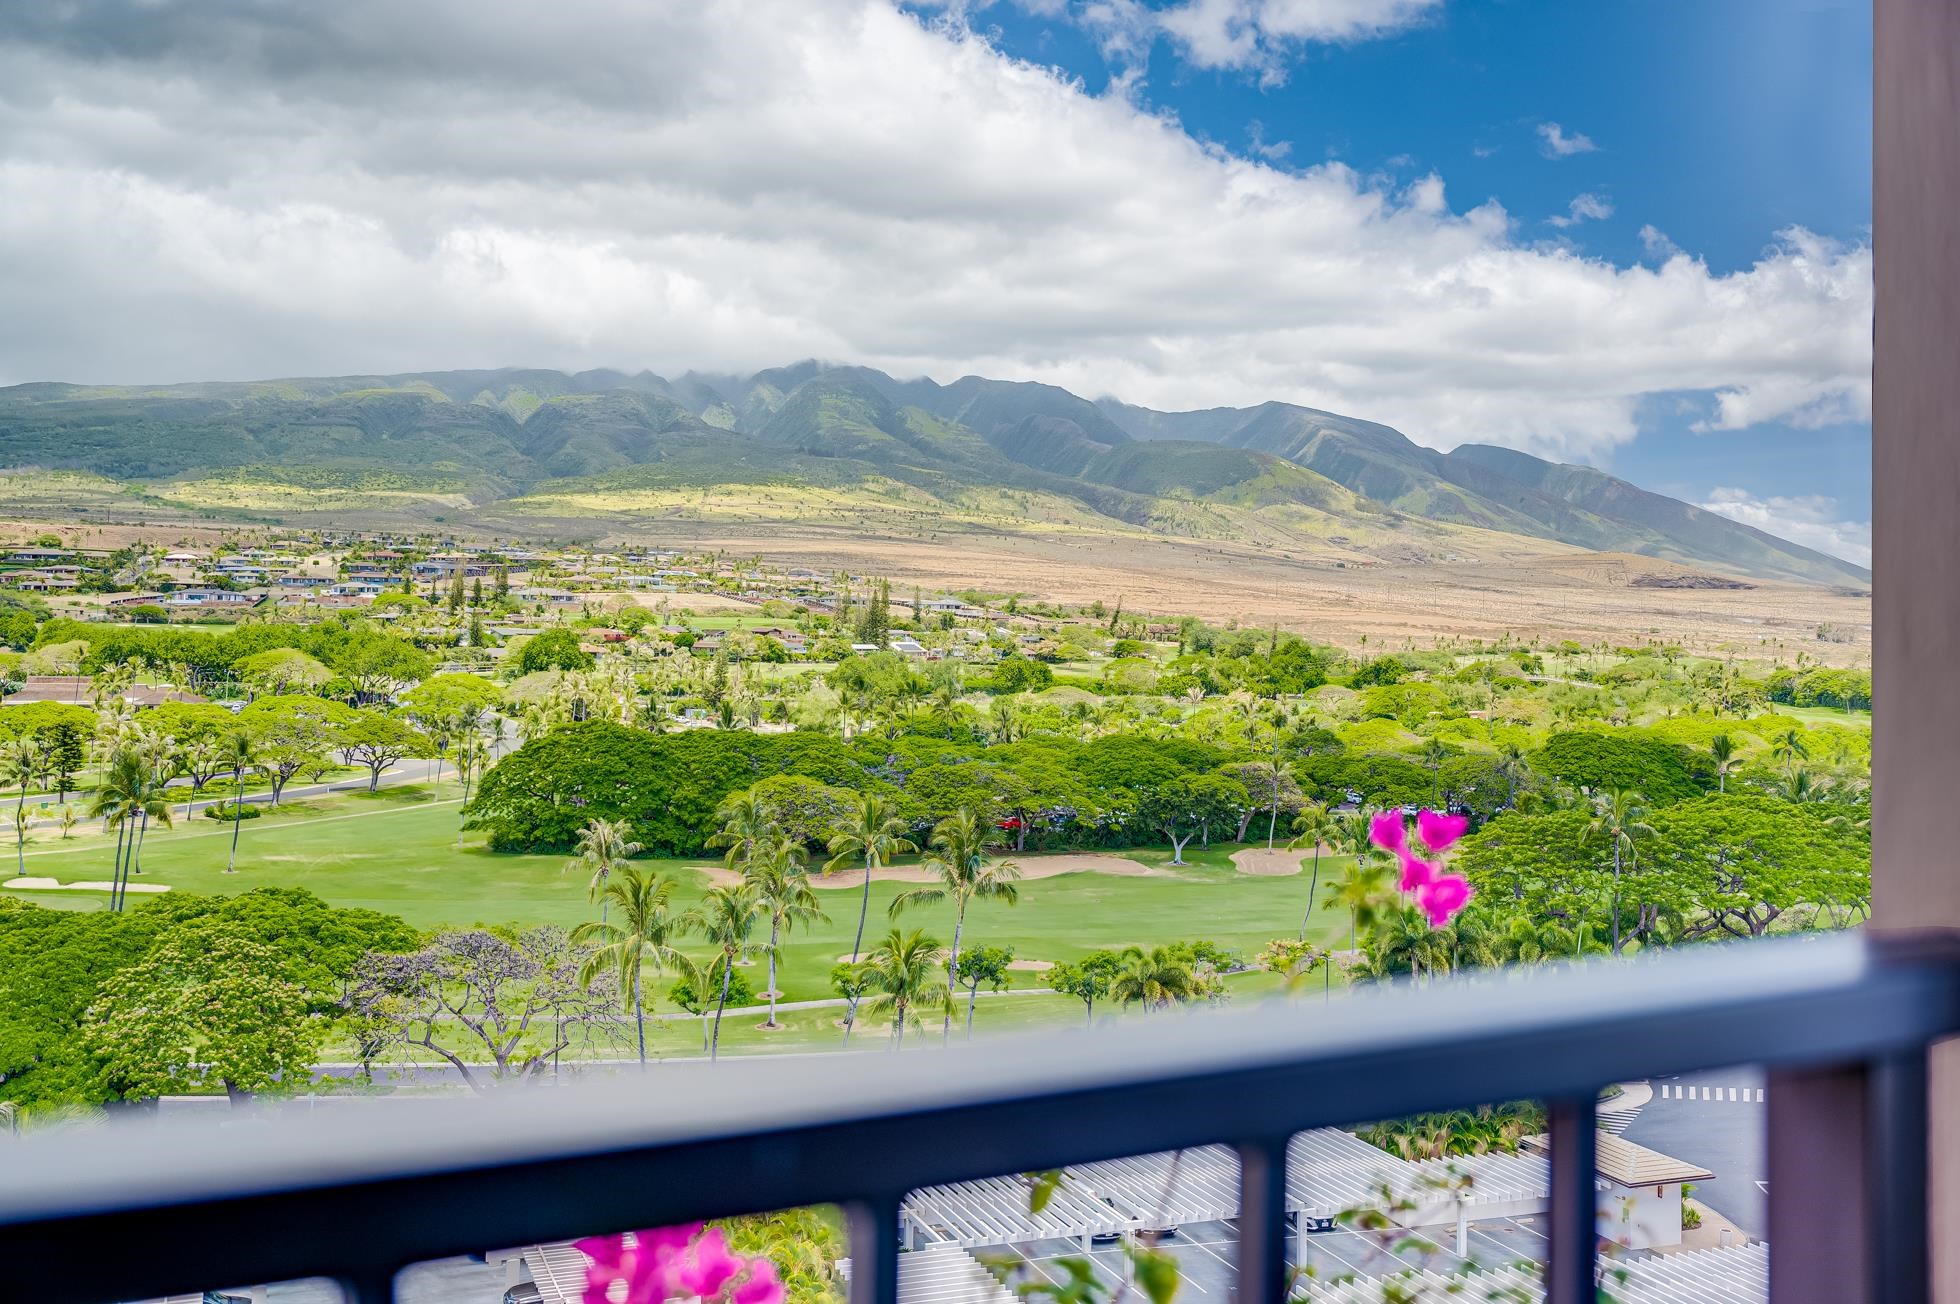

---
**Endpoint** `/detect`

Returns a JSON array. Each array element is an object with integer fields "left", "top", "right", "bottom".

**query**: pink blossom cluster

[
  {"left": 1370, "top": 809, "right": 1476, "bottom": 928},
  {"left": 578, "top": 1223, "right": 786, "bottom": 1304}
]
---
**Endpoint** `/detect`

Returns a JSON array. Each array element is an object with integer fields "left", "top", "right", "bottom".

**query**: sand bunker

[
  {"left": 4, "top": 877, "right": 171, "bottom": 893},
  {"left": 1230, "top": 848, "right": 1308, "bottom": 877}
]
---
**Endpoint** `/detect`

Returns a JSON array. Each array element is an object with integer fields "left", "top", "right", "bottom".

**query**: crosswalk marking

[
  {"left": 1657, "top": 1083, "right": 1766, "bottom": 1102},
  {"left": 1596, "top": 1106, "right": 1641, "bottom": 1136}
]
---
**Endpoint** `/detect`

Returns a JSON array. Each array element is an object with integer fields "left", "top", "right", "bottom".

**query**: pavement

[{"left": 1616, "top": 1067, "right": 1768, "bottom": 1237}]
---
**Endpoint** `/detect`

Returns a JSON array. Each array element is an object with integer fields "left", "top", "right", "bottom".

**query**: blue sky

[
  {"left": 914, "top": 0, "right": 1873, "bottom": 550},
  {"left": 0, "top": 1, "right": 1873, "bottom": 562}
]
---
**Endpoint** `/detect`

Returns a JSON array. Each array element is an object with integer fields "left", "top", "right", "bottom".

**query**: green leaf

[
  {"left": 1027, "top": 1168, "right": 1066, "bottom": 1214},
  {"left": 1126, "top": 1244, "right": 1179, "bottom": 1304}
]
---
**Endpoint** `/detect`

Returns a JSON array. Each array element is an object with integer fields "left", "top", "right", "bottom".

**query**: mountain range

[{"left": 0, "top": 364, "right": 1868, "bottom": 586}]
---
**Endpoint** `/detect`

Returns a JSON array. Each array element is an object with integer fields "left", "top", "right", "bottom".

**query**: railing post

[
  {"left": 1236, "top": 1136, "right": 1291, "bottom": 1304},
  {"left": 1545, "top": 1095, "right": 1596, "bottom": 1304},
  {"left": 848, "top": 1196, "right": 901, "bottom": 1304},
  {"left": 1871, "top": 1051, "right": 1931, "bottom": 1304},
  {"left": 1769, "top": 1065, "right": 1871, "bottom": 1304}
]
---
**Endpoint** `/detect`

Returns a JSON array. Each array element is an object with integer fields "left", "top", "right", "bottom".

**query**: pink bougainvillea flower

[
  {"left": 679, "top": 1228, "right": 746, "bottom": 1300},
  {"left": 1415, "top": 810, "right": 1468, "bottom": 854},
  {"left": 732, "top": 1259, "right": 787, "bottom": 1304},
  {"left": 1415, "top": 874, "right": 1474, "bottom": 928},
  {"left": 1398, "top": 853, "right": 1436, "bottom": 893},
  {"left": 1368, "top": 810, "right": 1406, "bottom": 853},
  {"left": 581, "top": 1223, "right": 787, "bottom": 1304}
]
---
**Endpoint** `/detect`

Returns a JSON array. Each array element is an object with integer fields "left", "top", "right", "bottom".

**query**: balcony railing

[{"left": 2, "top": 932, "right": 1955, "bottom": 1304}]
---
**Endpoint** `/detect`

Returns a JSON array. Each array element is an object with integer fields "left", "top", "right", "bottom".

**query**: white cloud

[
  {"left": 1638, "top": 224, "right": 1681, "bottom": 259},
  {"left": 1699, "top": 489, "right": 1871, "bottom": 568},
  {"left": 0, "top": 1, "right": 1871, "bottom": 463},
  {"left": 1546, "top": 192, "right": 1613, "bottom": 228},
  {"left": 1075, "top": 0, "right": 1441, "bottom": 83},
  {"left": 1245, "top": 120, "right": 1293, "bottom": 161},
  {"left": 1537, "top": 122, "right": 1598, "bottom": 158}
]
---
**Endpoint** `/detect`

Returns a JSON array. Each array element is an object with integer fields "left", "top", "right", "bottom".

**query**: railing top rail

[{"left": 5, "top": 933, "right": 1958, "bottom": 1303}]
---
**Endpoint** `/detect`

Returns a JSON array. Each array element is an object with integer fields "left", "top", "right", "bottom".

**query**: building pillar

[{"left": 1873, "top": 3, "right": 1960, "bottom": 1299}]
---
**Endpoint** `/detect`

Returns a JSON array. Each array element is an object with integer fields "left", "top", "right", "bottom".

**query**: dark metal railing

[{"left": 1, "top": 933, "right": 1955, "bottom": 1304}]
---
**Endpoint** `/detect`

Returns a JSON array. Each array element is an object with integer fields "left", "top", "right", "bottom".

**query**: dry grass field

[
  {"left": 0, "top": 469, "right": 1871, "bottom": 667},
  {"left": 520, "top": 515, "right": 1870, "bottom": 666}
]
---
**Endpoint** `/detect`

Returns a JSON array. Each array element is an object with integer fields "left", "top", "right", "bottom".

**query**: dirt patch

[
  {"left": 1007, "top": 959, "right": 1054, "bottom": 972},
  {"left": 1231, "top": 848, "right": 1306, "bottom": 877}
]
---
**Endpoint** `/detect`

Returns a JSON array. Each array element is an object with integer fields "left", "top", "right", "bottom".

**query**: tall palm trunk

[
  {"left": 227, "top": 767, "right": 244, "bottom": 873},
  {"left": 108, "top": 818, "right": 129, "bottom": 914},
  {"left": 1610, "top": 844, "right": 1623, "bottom": 955},
  {"left": 843, "top": 852, "right": 873, "bottom": 1042},
  {"left": 766, "top": 918, "right": 782, "bottom": 1027},
  {"left": 131, "top": 810, "right": 150, "bottom": 879},
  {"left": 894, "top": 998, "right": 907, "bottom": 1049},
  {"left": 633, "top": 967, "right": 646, "bottom": 1068},
  {"left": 943, "top": 907, "right": 965, "bottom": 1043},
  {"left": 710, "top": 958, "right": 733, "bottom": 1061},
  {"left": 13, "top": 785, "right": 24, "bottom": 877},
  {"left": 1300, "top": 844, "right": 1322, "bottom": 940}
]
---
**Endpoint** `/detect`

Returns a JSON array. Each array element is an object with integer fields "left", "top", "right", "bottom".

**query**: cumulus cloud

[
  {"left": 1699, "top": 489, "right": 1872, "bottom": 568},
  {"left": 1537, "top": 122, "right": 1598, "bottom": 158},
  {"left": 0, "top": 0, "right": 1871, "bottom": 462},
  {"left": 1546, "top": 192, "right": 1613, "bottom": 228},
  {"left": 1067, "top": 0, "right": 1439, "bottom": 83}
]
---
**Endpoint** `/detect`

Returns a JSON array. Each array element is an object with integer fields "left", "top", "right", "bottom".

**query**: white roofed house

[{"left": 1522, "top": 1131, "right": 1715, "bottom": 1251}]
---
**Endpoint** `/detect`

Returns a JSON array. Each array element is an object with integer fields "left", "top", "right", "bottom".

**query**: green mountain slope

[
  {"left": 1097, "top": 395, "right": 1867, "bottom": 585},
  {"left": 0, "top": 364, "right": 1866, "bottom": 584}
]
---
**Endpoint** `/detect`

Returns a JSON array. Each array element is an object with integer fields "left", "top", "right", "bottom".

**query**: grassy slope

[{"left": 3, "top": 788, "right": 1341, "bottom": 1010}]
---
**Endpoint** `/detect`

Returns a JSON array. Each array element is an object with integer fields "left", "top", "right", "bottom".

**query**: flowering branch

[{"left": 1369, "top": 809, "right": 1475, "bottom": 927}]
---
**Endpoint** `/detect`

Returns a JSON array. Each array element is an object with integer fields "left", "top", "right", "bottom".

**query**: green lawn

[
  {"left": 1766, "top": 704, "right": 1872, "bottom": 730},
  {"left": 1, "top": 789, "right": 1346, "bottom": 1010}
]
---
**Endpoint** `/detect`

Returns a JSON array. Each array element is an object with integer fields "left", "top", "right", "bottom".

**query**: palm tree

[
  {"left": 1418, "top": 739, "right": 1451, "bottom": 803},
  {"left": 1709, "top": 734, "right": 1737, "bottom": 794},
  {"left": 862, "top": 928, "right": 946, "bottom": 1049},
  {"left": 4, "top": 736, "right": 35, "bottom": 877},
  {"left": 1585, "top": 788, "right": 1655, "bottom": 956},
  {"left": 1110, "top": 946, "right": 1196, "bottom": 1011},
  {"left": 745, "top": 836, "right": 826, "bottom": 1029},
  {"left": 221, "top": 730, "right": 252, "bottom": 874},
  {"left": 689, "top": 883, "right": 767, "bottom": 1061},
  {"left": 1357, "top": 909, "right": 1457, "bottom": 983},
  {"left": 823, "top": 793, "right": 916, "bottom": 1043},
  {"left": 888, "top": 806, "right": 1022, "bottom": 1041},
  {"left": 567, "top": 817, "right": 641, "bottom": 922},
  {"left": 1496, "top": 744, "right": 1531, "bottom": 809},
  {"left": 572, "top": 866, "right": 692, "bottom": 1068},
  {"left": 453, "top": 730, "right": 489, "bottom": 848},
  {"left": 119, "top": 734, "right": 174, "bottom": 891},
  {"left": 707, "top": 789, "right": 776, "bottom": 874},
  {"left": 1326, "top": 810, "right": 1389, "bottom": 954},
  {"left": 1771, "top": 727, "right": 1811, "bottom": 774},
  {"left": 88, "top": 748, "right": 170, "bottom": 913},
  {"left": 1287, "top": 803, "right": 1335, "bottom": 941}
]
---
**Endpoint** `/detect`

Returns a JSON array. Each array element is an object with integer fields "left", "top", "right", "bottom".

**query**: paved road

[{"left": 1619, "top": 1067, "right": 1768, "bottom": 1236}]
